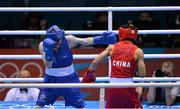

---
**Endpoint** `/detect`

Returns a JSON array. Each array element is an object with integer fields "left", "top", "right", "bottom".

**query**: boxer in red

[{"left": 82, "top": 24, "right": 146, "bottom": 108}]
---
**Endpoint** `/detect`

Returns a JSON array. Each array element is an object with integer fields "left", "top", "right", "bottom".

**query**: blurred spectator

[
  {"left": 170, "top": 85, "right": 180, "bottom": 104},
  {"left": 83, "top": 12, "right": 118, "bottom": 48},
  {"left": 93, "top": 12, "right": 108, "bottom": 30},
  {"left": 21, "top": 12, "right": 47, "bottom": 30},
  {"left": 4, "top": 70, "right": 40, "bottom": 101},
  {"left": 11, "top": 0, "right": 40, "bottom": 7},
  {"left": 136, "top": 87, "right": 143, "bottom": 100},
  {"left": 0, "top": 0, "right": 12, "bottom": 7},
  {"left": 108, "top": 0, "right": 137, "bottom": 6},
  {"left": 134, "top": 12, "right": 160, "bottom": 47},
  {"left": 0, "top": 21, "right": 14, "bottom": 48},
  {"left": 39, "top": 0, "right": 86, "bottom": 7},
  {"left": 14, "top": 12, "right": 47, "bottom": 48},
  {"left": 165, "top": 0, "right": 180, "bottom": 6},
  {"left": 147, "top": 62, "right": 180, "bottom": 106},
  {"left": 134, "top": 11, "right": 159, "bottom": 29},
  {"left": 84, "top": 12, "right": 118, "bottom": 30},
  {"left": 168, "top": 12, "right": 180, "bottom": 29},
  {"left": 168, "top": 12, "right": 180, "bottom": 47},
  {"left": 85, "top": 0, "right": 108, "bottom": 7}
]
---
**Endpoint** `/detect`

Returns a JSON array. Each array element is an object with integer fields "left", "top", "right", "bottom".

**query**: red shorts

[{"left": 106, "top": 88, "right": 142, "bottom": 108}]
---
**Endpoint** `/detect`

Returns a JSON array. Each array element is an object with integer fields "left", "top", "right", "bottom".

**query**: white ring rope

[
  {"left": 0, "top": 54, "right": 179, "bottom": 59},
  {"left": 0, "top": 6, "right": 180, "bottom": 12},
  {"left": 0, "top": 83, "right": 179, "bottom": 88},
  {"left": 0, "top": 30, "right": 180, "bottom": 35},
  {"left": 0, "top": 77, "right": 180, "bottom": 82}
]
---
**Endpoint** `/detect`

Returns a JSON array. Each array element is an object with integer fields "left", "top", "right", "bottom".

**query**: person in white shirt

[{"left": 4, "top": 70, "right": 40, "bottom": 102}]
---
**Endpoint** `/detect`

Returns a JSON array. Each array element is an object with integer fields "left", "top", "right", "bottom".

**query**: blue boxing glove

[
  {"left": 43, "top": 38, "right": 56, "bottom": 61},
  {"left": 94, "top": 31, "right": 117, "bottom": 44}
]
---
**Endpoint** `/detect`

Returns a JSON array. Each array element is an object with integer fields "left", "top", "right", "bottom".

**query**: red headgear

[{"left": 118, "top": 25, "right": 138, "bottom": 41}]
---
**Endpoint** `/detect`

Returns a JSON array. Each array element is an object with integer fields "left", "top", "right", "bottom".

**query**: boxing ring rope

[
  {"left": 0, "top": 54, "right": 180, "bottom": 59},
  {"left": 0, "top": 30, "right": 180, "bottom": 35},
  {"left": 0, "top": 77, "right": 180, "bottom": 83},
  {"left": 0, "top": 6, "right": 180, "bottom": 12},
  {"left": 0, "top": 83, "right": 179, "bottom": 88}
]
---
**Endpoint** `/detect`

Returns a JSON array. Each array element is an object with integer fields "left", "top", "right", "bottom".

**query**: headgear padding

[
  {"left": 46, "top": 25, "right": 65, "bottom": 42},
  {"left": 118, "top": 24, "right": 138, "bottom": 41}
]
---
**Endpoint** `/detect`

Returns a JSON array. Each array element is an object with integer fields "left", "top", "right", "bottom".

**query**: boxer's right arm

[
  {"left": 82, "top": 45, "right": 113, "bottom": 83},
  {"left": 39, "top": 41, "right": 53, "bottom": 69},
  {"left": 89, "top": 45, "right": 113, "bottom": 71}
]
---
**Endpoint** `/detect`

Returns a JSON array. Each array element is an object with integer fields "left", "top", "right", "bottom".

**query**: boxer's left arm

[
  {"left": 136, "top": 48, "right": 146, "bottom": 99},
  {"left": 136, "top": 48, "right": 146, "bottom": 77},
  {"left": 65, "top": 35, "right": 93, "bottom": 48},
  {"left": 39, "top": 42, "right": 53, "bottom": 68}
]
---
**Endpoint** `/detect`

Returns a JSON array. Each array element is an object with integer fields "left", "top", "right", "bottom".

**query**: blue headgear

[{"left": 46, "top": 25, "right": 65, "bottom": 42}]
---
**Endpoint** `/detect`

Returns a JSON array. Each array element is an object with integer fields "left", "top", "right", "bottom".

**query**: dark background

[{"left": 0, "top": 0, "right": 179, "bottom": 48}]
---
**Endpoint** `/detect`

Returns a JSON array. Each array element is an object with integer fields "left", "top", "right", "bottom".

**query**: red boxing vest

[{"left": 111, "top": 41, "right": 138, "bottom": 78}]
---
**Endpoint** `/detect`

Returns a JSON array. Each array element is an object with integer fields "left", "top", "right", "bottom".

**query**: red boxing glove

[{"left": 81, "top": 69, "right": 96, "bottom": 83}]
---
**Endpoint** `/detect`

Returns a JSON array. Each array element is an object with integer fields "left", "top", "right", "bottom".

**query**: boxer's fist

[
  {"left": 94, "top": 31, "right": 117, "bottom": 44},
  {"left": 43, "top": 38, "right": 56, "bottom": 61},
  {"left": 81, "top": 69, "right": 96, "bottom": 83}
]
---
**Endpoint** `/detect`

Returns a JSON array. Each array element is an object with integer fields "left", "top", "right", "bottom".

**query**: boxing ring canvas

[{"left": 0, "top": 101, "right": 180, "bottom": 109}]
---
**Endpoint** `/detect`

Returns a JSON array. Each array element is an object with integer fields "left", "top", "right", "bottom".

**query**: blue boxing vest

[{"left": 52, "top": 38, "right": 73, "bottom": 68}]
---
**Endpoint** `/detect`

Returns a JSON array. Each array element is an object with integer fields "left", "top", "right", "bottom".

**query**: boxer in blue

[{"left": 36, "top": 25, "right": 117, "bottom": 108}]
